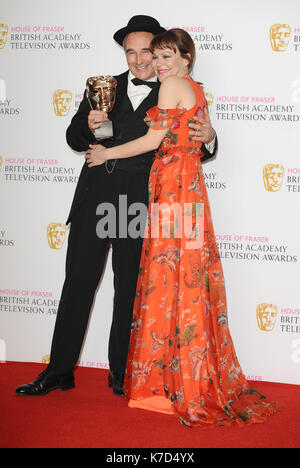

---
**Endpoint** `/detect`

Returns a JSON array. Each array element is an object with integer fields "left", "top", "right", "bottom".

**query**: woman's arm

[
  {"left": 107, "top": 127, "right": 168, "bottom": 160},
  {"left": 85, "top": 76, "right": 185, "bottom": 168}
]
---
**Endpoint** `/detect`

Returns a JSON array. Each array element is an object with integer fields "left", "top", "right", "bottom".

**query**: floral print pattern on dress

[{"left": 124, "top": 77, "right": 280, "bottom": 428}]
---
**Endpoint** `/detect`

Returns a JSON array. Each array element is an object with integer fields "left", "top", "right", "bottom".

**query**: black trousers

[{"left": 46, "top": 164, "right": 150, "bottom": 379}]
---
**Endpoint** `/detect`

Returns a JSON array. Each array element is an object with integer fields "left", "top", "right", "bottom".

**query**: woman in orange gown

[{"left": 87, "top": 29, "right": 279, "bottom": 427}]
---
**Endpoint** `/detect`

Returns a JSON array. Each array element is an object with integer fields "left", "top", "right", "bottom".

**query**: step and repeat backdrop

[{"left": 0, "top": 0, "right": 299, "bottom": 384}]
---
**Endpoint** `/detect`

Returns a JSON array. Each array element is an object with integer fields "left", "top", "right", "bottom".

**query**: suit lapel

[
  {"left": 134, "top": 85, "right": 160, "bottom": 114},
  {"left": 109, "top": 71, "right": 129, "bottom": 117},
  {"left": 135, "top": 89, "right": 159, "bottom": 113},
  {"left": 116, "top": 71, "right": 129, "bottom": 103}
]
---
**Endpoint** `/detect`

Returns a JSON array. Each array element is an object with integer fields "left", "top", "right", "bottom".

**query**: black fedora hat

[{"left": 114, "top": 15, "right": 166, "bottom": 46}]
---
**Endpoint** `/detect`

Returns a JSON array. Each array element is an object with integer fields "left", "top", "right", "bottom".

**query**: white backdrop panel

[{"left": 0, "top": 0, "right": 299, "bottom": 384}]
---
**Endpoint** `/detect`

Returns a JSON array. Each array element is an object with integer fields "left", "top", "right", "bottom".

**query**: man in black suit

[{"left": 16, "top": 16, "right": 217, "bottom": 397}]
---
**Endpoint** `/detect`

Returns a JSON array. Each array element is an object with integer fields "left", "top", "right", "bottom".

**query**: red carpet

[{"left": 0, "top": 362, "right": 299, "bottom": 448}]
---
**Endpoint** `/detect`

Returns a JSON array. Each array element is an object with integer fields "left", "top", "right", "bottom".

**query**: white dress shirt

[
  {"left": 127, "top": 71, "right": 157, "bottom": 110},
  {"left": 127, "top": 71, "right": 216, "bottom": 153}
]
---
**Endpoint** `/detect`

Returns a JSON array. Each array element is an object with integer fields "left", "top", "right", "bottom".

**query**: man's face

[{"left": 124, "top": 31, "right": 155, "bottom": 81}]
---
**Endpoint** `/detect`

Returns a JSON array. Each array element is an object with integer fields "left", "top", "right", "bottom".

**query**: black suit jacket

[{"left": 66, "top": 71, "right": 217, "bottom": 223}]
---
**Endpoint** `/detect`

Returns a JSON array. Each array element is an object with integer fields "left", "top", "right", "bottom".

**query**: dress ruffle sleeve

[{"left": 144, "top": 106, "right": 186, "bottom": 130}]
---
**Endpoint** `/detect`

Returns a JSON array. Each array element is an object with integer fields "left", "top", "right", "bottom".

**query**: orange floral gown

[{"left": 124, "top": 77, "right": 279, "bottom": 427}]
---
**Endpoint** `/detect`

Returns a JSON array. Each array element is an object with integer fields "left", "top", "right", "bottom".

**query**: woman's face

[{"left": 152, "top": 45, "right": 190, "bottom": 82}]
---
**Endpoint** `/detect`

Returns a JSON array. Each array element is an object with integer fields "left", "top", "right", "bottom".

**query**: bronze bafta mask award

[{"left": 86, "top": 76, "right": 117, "bottom": 139}]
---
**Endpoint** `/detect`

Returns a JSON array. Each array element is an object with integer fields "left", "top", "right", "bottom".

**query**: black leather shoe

[
  {"left": 108, "top": 370, "right": 124, "bottom": 396},
  {"left": 108, "top": 371, "right": 114, "bottom": 388},
  {"left": 15, "top": 371, "right": 75, "bottom": 396}
]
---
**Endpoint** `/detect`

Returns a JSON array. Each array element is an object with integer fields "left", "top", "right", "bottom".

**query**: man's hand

[
  {"left": 85, "top": 144, "right": 108, "bottom": 168},
  {"left": 88, "top": 110, "right": 109, "bottom": 132},
  {"left": 188, "top": 108, "right": 216, "bottom": 144}
]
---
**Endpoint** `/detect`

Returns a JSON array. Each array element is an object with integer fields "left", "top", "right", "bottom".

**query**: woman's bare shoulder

[
  {"left": 160, "top": 75, "right": 188, "bottom": 88},
  {"left": 158, "top": 76, "right": 193, "bottom": 109}
]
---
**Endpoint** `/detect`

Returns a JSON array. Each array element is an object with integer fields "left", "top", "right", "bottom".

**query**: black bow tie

[{"left": 131, "top": 78, "right": 159, "bottom": 89}]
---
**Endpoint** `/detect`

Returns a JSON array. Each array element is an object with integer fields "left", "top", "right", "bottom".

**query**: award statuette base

[
  {"left": 94, "top": 120, "right": 113, "bottom": 140},
  {"left": 93, "top": 121, "right": 116, "bottom": 174}
]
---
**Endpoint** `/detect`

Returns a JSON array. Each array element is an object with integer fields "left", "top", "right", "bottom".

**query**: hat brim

[{"left": 114, "top": 25, "right": 166, "bottom": 46}]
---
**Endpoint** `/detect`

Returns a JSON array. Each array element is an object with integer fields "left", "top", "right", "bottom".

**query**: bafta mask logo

[
  {"left": 257, "top": 303, "right": 278, "bottom": 332},
  {"left": 269, "top": 24, "right": 292, "bottom": 52},
  {"left": 263, "top": 164, "right": 285, "bottom": 192},
  {"left": 42, "top": 355, "right": 50, "bottom": 364},
  {"left": 0, "top": 155, "right": 3, "bottom": 173},
  {"left": 204, "top": 92, "right": 214, "bottom": 113},
  {"left": 0, "top": 24, "right": 8, "bottom": 50},
  {"left": 53, "top": 89, "right": 73, "bottom": 116},
  {"left": 47, "top": 223, "right": 68, "bottom": 250}
]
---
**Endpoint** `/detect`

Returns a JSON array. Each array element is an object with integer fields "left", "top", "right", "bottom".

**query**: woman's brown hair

[{"left": 150, "top": 28, "right": 196, "bottom": 73}]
